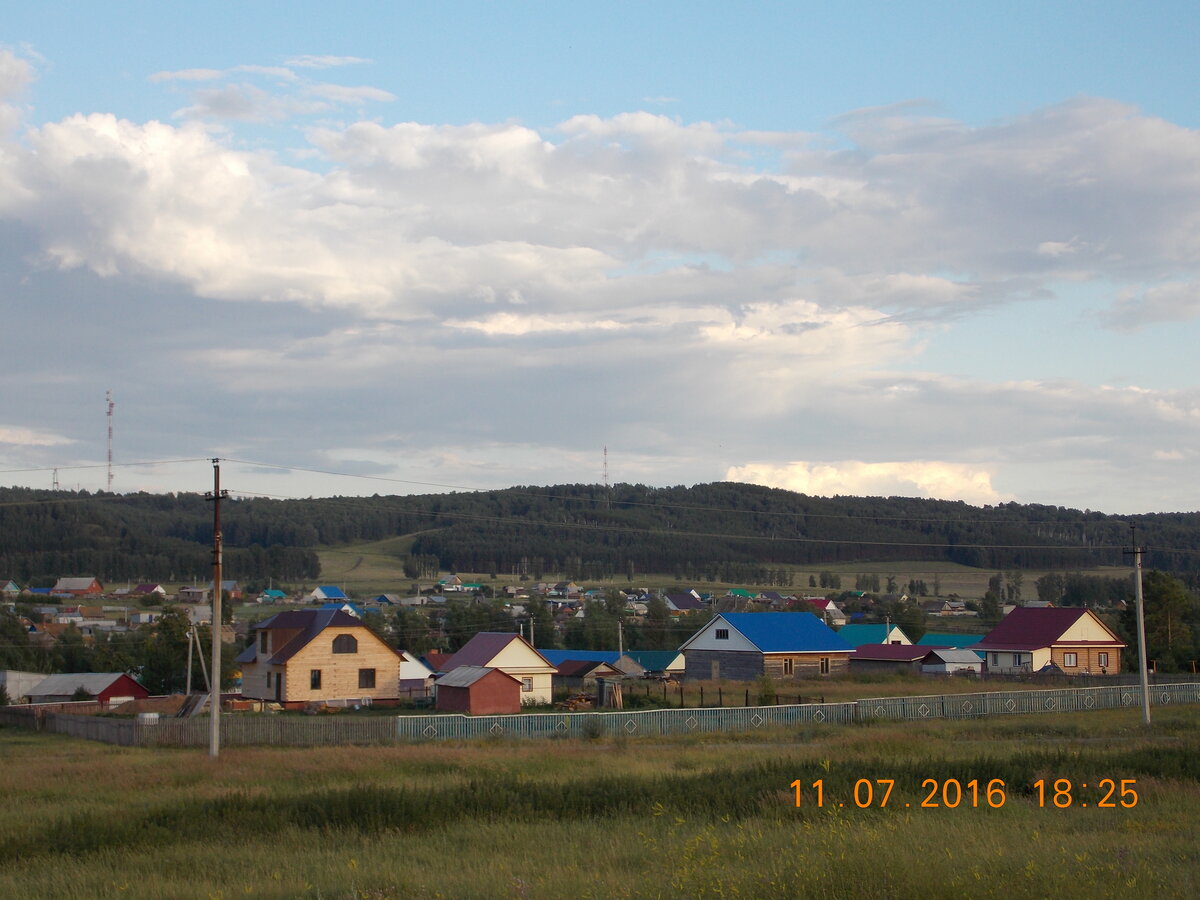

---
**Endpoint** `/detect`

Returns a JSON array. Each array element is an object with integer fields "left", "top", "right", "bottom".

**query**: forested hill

[{"left": 2, "top": 482, "right": 1199, "bottom": 585}]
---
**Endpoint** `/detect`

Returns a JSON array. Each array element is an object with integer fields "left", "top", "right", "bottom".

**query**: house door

[{"left": 275, "top": 673, "right": 282, "bottom": 702}]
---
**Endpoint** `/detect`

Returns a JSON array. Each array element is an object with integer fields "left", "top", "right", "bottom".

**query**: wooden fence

[{"left": 3, "top": 681, "right": 1199, "bottom": 748}]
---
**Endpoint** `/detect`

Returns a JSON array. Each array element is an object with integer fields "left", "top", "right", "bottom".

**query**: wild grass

[{"left": 2, "top": 706, "right": 1198, "bottom": 898}]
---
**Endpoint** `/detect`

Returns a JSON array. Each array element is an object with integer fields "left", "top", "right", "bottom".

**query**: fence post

[
  {"left": 700, "top": 686, "right": 704, "bottom": 707},
  {"left": 719, "top": 687, "right": 723, "bottom": 707},
  {"left": 745, "top": 689, "right": 749, "bottom": 706},
  {"left": 678, "top": 683, "right": 684, "bottom": 708}
]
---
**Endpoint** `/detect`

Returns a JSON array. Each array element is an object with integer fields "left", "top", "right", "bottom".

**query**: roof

[
  {"left": 687, "top": 613, "right": 852, "bottom": 654},
  {"left": 625, "top": 650, "right": 684, "bottom": 671},
  {"left": 554, "top": 659, "right": 612, "bottom": 679},
  {"left": 261, "top": 589, "right": 287, "bottom": 598},
  {"left": 848, "top": 644, "right": 928, "bottom": 662},
  {"left": 836, "top": 624, "right": 908, "bottom": 646},
  {"left": 52, "top": 577, "right": 100, "bottom": 591},
  {"left": 28, "top": 672, "right": 142, "bottom": 697},
  {"left": 538, "top": 649, "right": 622, "bottom": 666},
  {"left": 924, "top": 648, "right": 984, "bottom": 665},
  {"left": 665, "top": 594, "right": 705, "bottom": 610},
  {"left": 421, "top": 652, "right": 454, "bottom": 671},
  {"left": 441, "top": 632, "right": 554, "bottom": 672},
  {"left": 244, "top": 609, "right": 387, "bottom": 665},
  {"left": 917, "top": 632, "right": 984, "bottom": 648},
  {"left": 976, "top": 608, "right": 1123, "bottom": 651},
  {"left": 314, "top": 585, "right": 348, "bottom": 600},
  {"left": 436, "top": 666, "right": 520, "bottom": 689}
]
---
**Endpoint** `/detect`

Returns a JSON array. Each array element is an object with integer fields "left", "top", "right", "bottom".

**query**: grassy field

[
  {"left": 2, "top": 705, "right": 1198, "bottom": 898},
  {"left": 306, "top": 537, "right": 1132, "bottom": 602}
]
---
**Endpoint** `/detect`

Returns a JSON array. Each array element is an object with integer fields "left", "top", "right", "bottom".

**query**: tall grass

[{"left": 2, "top": 706, "right": 1198, "bottom": 898}]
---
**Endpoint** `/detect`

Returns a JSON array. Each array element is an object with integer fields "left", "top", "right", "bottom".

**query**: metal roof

[
  {"left": 29, "top": 672, "right": 140, "bottom": 696},
  {"left": 436, "top": 666, "right": 520, "bottom": 689},
  {"left": 686, "top": 613, "right": 851, "bottom": 654}
]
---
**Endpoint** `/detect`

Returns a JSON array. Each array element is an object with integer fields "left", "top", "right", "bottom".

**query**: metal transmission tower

[{"left": 106, "top": 390, "right": 115, "bottom": 490}]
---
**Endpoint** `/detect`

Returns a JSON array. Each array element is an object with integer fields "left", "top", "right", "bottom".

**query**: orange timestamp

[{"left": 789, "top": 778, "right": 1139, "bottom": 809}]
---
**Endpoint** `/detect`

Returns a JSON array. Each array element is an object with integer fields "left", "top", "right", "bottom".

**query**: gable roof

[
  {"left": 441, "top": 632, "right": 555, "bottom": 672},
  {"left": 924, "top": 648, "right": 984, "bottom": 666},
  {"left": 52, "top": 577, "right": 101, "bottom": 591},
  {"left": 848, "top": 644, "right": 929, "bottom": 662},
  {"left": 665, "top": 593, "right": 705, "bottom": 610},
  {"left": 916, "top": 632, "right": 984, "bottom": 648},
  {"left": 29, "top": 672, "right": 145, "bottom": 697},
  {"left": 554, "top": 659, "right": 614, "bottom": 679},
  {"left": 241, "top": 609, "right": 391, "bottom": 665},
  {"left": 682, "top": 612, "right": 852, "bottom": 654},
  {"left": 836, "top": 624, "right": 910, "bottom": 646},
  {"left": 977, "top": 608, "right": 1124, "bottom": 651},
  {"left": 625, "top": 650, "right": 685, "bottom": 672}
]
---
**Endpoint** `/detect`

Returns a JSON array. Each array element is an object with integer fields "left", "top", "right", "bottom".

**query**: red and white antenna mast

[{"left": 106, "top": 390, "right": 115, "bottom": 491}]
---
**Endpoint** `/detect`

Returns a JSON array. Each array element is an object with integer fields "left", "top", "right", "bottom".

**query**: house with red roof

[
  {"left": 236, "top": 609, "right": 406, "bottom": 705},
  {"left": 436, "top": 632, "right": 557, "bottom": 704},
  {"left": 976, "top": 608, "right": 1125, "bottom": 675}
]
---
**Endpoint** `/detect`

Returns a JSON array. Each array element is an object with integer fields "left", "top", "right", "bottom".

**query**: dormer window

[
  {"left": 332, "top": 634, "right": 358, "bottom": 654},
  {"left": 258, "top": 631, "right": 269, "bottom": 652}
]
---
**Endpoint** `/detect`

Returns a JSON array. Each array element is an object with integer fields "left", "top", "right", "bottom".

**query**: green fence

[{"left": 4, "top": 682, "right": 1198, "bottom": 747}]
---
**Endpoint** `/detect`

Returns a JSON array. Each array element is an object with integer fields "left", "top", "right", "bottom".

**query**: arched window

[{"left": 332, "top": 634, "right": 358, "bottom": 654}]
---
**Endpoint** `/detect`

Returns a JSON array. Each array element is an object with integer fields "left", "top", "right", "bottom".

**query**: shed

[
  {"left": 27, "top": 672, "right": 149, "bottom": 706},
  {"left": 435, "top": 666, "right": 522, "bottom": 715},
  {"left": 847, "top": 644, "right": 930, "bottom": 673},
  {"left": 921, "top": 648, "right": 984, "bottom": 675}
]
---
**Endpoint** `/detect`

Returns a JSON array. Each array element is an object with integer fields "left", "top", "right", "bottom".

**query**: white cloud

[
  {"left": 0, "top": 425, "right": 74, "bottom": 446},
  {"left": 305, "top": 83, "right": 395, "bottom": 105},
  {"left": 285, "top": 55, "right": 371, "bottom": 69},
  {"left": 725, "top": 460, "right": 1011, "bottom": 505},
  {"left": 0, "top": 47, "right": 35, "bottom": 99},
  {"left": 149, "top": 68, "right": 224, "bottom": 83}
]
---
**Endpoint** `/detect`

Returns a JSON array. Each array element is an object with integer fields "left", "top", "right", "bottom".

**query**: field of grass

[{"left": 2, "top": 704, "right": 1198, "bottom": 898}]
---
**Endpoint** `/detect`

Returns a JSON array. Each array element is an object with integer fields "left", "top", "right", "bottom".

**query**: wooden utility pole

[{"left": 206, "top": 459, "right": 229, "bottom": 757}]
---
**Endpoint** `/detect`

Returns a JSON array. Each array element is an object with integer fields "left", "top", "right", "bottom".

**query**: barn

[{"left": 435, "top": 666, "right": 522, "bottom": 715}]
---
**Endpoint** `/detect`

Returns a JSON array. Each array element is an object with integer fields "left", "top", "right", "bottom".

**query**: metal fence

[{"left": 3, "top": 682, "right": 1198, "bottom": 748}]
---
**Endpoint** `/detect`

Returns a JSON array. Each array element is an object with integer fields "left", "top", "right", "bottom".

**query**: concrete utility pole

[
  {"left": 1127, "top": 525, "right": 1152, "bottom": 726},
  {"left": 205, "top": 459, "right": 229, "bottom": 757}
]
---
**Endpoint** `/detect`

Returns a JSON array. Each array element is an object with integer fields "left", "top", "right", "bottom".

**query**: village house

[
  {"left": 436, "top": 633, "right": 557, "bottom": 704},
  {"left": 976, "top": 608, "right": 1126, "bottom": 675},
  {"left": 236, "top": 609, "right": 406, "bottom": 705},
  {"left": 51, "top": 577, "right": 104, "bottom": 597},
  {"left": 680, "top": 612, "right": 852, "bottom": 681},
  {"left": 836, "top": 623, "right": 912, "bottom": 647}
]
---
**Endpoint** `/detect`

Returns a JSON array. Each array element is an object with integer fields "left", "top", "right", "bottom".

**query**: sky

[{"left": 2, "top": 1, "right": 1200, "bottom": 514}]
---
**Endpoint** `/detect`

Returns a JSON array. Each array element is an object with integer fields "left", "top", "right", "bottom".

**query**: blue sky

[{"left": 2, "top": 2, "right": 1199, "bottom": 512}]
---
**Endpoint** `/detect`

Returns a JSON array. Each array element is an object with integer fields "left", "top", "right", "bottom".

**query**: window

[
  {"left": 783, "top": 658, "right": 794, "bottom": 676},
  {"left": 1098, "top": 652, "right": 1109, "bottom": 668},
  {"left": 522, "top": 677, "right": 533, "bottom": 692},
  {"left": 266, "top": 672, "right": 272, "bottom": 688},
  {"left": 1063, "top": 652, "right": 1078, "bottom": 667},
  {"left": 1012, "top": 654, "right": 1023, "bottom": 668},
  {"left": 332, "top": 634, "right": 358, "bottom": 654},
  {"left": 715, "top": 628, "right": 729, "bottom": 640},
  {"left": 991, "top": 653, "right": 999, "bottom": 666},
  {"left": 258, "top": 631, "right": 268, "bottom": 652},
  {"left": 358, "top": 668, "right": 376, "bottom": 689},
  {"left": 310, "top": 669, "right": 322, "bottom": 690},
  {"left": 820, "top": 657, "right": 830, "bottom": 675}
]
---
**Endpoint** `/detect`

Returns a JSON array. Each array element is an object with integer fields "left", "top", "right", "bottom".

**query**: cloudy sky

[{"left": 2, "top": 2, "right": 1199, "bottom": 513}]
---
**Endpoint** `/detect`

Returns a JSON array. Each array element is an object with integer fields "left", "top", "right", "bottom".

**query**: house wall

[
  {"left": 483, "top": 642, "right": 556, "bottom": 704},
  {"left": 437, "top": 675, "right": 520, "bottom": 715},
  {"left": 849, "top": 657, "right": 923, "bottom": 674},
  {"left": 765, "top": 653, "right": 850, "bottom": 679},
  {"left": 244, "top": 629, "right": 402, "bottom": 703},
  {"left": 984, "top": 648, "right": 1051, "bottom": 673},
  {"left": 684, "top": 623, "right": 760, "bottom": 653},
  {"left": 1050, "top": 646, "right": 1121, "bottom": 674},
  {"left": 685, "top": 649, "right": 763, "bottom": 681},
  {"left": 921, "top": 661, "right": 982, "bottom": 674}
]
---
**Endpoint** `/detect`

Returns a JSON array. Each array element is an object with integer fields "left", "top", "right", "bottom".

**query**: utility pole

[
  {"left": 205, "top": 459, "right": 229, "bottom": 757},
  {"left": 106, "top": 390, "right": 115, "bottom": 491},
  {"left": 1125, "top": 525, "right": 1152, "bottom": 726}
]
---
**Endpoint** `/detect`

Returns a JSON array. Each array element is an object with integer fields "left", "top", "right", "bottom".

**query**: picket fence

[{"left": 3, "top": 681, "right": 1198, "bottom": 748}]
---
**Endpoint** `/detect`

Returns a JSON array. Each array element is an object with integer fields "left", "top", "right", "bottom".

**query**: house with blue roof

[
  {"left": 307, "top": 585, "right": 348, "bottom": 602},
  {"left": 679, "top": 612, "right": 852, "bottom": 681}
]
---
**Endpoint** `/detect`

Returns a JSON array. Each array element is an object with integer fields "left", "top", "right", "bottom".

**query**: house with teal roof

[{"left": 836, "top": 623, "right": 911, "bottom": 647}]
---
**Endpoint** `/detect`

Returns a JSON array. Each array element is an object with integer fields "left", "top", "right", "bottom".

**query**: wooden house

[
  {"left": 976, "top": 608, "right": 1125, "bottom": 675},
  {"left": 51, "top": 577, "right": 103, "bottom": 597},
  {"left": 680, "top": 612, "right": 852, "bottom": 681},
  {"left": 236, "top": 609, "right": 405, "bottom": 705}
]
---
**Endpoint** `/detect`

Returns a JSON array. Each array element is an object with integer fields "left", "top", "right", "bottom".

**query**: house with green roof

[{"left": 836, "top": 623, "right": 911, "bottom": 647}]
